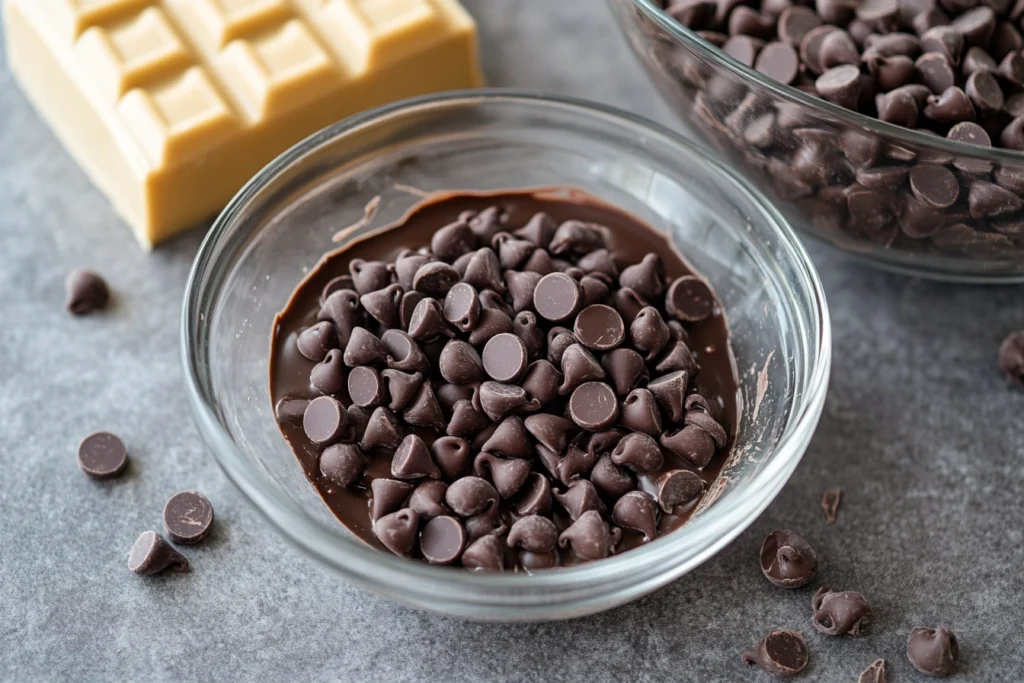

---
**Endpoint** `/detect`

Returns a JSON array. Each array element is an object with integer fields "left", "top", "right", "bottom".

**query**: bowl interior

[{"left": 184, "top": 93, "right": 828, "bottom": 616}]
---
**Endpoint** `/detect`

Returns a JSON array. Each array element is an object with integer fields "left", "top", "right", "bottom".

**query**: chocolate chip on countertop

[
  {"left": 128, "top": 531, "right": 189, "bottom": 575},
  {"left": 760, "top": 529, "right": 818, "bottom": 588},
  {"left": 812, "top": 586, "right": 873, "bottom": 636},
  {"left": 820, "top": 487, "right": 842, "bottom": 524},
  {"left": 857, "top": 659, "right": 888, "bottom": 683},
  {"left": 907, "top": 627, "right": 960, "bottom": 677},
  {"left": 65, "top": 269, "right": 110, "bottom": 315},
  {"left": 1000, "top": 330, "right": 1024, "bottom": 381},
  {"left": 162, "top": 491, "right": 215, "bottom": 545},
  {"left": 742, "top": 629, "right": 809, "bottom": 677},
  {"left": 77, "top": 431, "right": 128, "bottom": 480}
]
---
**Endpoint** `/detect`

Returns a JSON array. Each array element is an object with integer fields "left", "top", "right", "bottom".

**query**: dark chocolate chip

[
  {"left": 656, "top": 469, "right": 705, "bottom": 513},
  {"left": 610, "top": 286, "right": 649, "bottom": 324},
  {"left": 920, "top": 26, "right": 963, "bottom": 65},
  {"left": 730, "top": 6, "right": 777, "bottom": 38},
  {"left": 505, "top": 270, "right": 542, "bottom": 313},
  {"left": 760, "top": 529, "right": 818, "bottom": 588},
  {"left": 480, "top": 416, "right": 534, "bottom": 459},
  {"left": 310, "top": 349, "right": 346, "bottom": 395},
  {"left": 407, "top": 297, "right": 454, "bottom": 342},
  {"left": 369, "top": 478, "right": 413, "bottom": 522},
  {"left": 812, "top": 586, "right": 873, "bottom": 636},
  {"left": 568, "top": 381, "right": 620, "bottom": 432},
  {"left": 346, "top": 365, "right": 385, "bottom": 408},
  {"left": 818, "top": 30, "right": 860, "bottom": 70},
  {"left": 431, "top": 220, "right": 476, "bottom": 263},
  {"left": 461, "top": 534, "right": 505, "bottom": 571},
  {"left": 549, "top": 219, "right": 606, "bottom": 255},
  {"left": 801, "top": 24, "right": 838, "bottom": 74},
  {"left": 392, "top": 434, "right": 441, "bottom": 480},
  {"left": 858, "top": 659, "right": 888, "bottom": 683},
  {"left": 965, "top": 70, "right": 1005, "bottom": 114},
  {"left": 493, "top": 232, "right": 536, "bottom": 271},
  {"left": 962, "top": 45, "right": 997, "bottom": 77},
  {"left": 413, "top": 261, "right": 460, "bottom": 296},
  {"left": 162, "top": 491, "right": 215, "bottom": 546},
  {"left": 513, "top": 311, "right": 545, "bottom": 361},
  {"left": 1001, "top": 115, "right": 1024, "bottom": 149},
  {"left": 611, "top": 431, "right": 665, "bottom": 474},
  {"left": 648, "top": 371, "right": 689, "bottom": 423},
  {"left": 319, "top": 290, "right": 362, "bottom": 345},
  {"left": 612, "top": 491, "right": 659, "bottom": 541},
  {"left": 723, "top": 34, "right": 765, "bottom": 66},
  {"left": 373, "top": 508, "right": 419, "bottom": 556},
  {"left": 419, "top": 515, "right": 465, "bottom": 564},
  {"left": 916, "top": 52, "right": 957, "bottom": 94},
  {"left": 320, "top": 274, "right": 355, "bottom": 304},
  {"left": 481, "top": 332, "right": 529, "bottom": 383},
  {"left": 558, "top": 509, "right": 612, "bottom": 561},
  {"left": 349, "top": 259, "right": 392, "bottom": 295},
  {"left": 602, "top": 348, "right": 649, "bottom": 396},
  {"left": 274, "top": 396, "right": 309, "bottom": 425},
  {"left": 462, "top": 248, "right": 506, "bottom": 293},
  {"left": 394, "top": 252, "right": 431, "bottom": 290},
  {"left": 924, "top": 86, "right": 976, "bottom": 123},
  {"left": 515, "top": 213, "right": 557, "bottom": 248},
  {"left": 778, "top": 6, "right": 822, "bottom": 46},
  {"left": 466, "top": 205, "right": 507, "bottom": 242},
  {"left": 590, "top": 455, "right": 636, "bottom": 499},
  {"left": 442, "top": 282, "right": 480, "bottom": 332},
  {"left": 467, "top": 308, "right": 514, "bottom": 348},
  {"left": 437, "top": 340, "right": 484, "bottom": 385},
  {"left": 128, "top": 531, "right": 189, "bottom": 575},
  {"left": 952, "top": 6, "right": 996, "bottom": 47},
  {"left": 558, "top": 343, "right": 606, "bottom": 395},
  {"left": 630, "top": 306, "right": 671, "bottom": 361},
  {"left": 478, "top": 381, "right": 540, "bottom": 422},
  {"left": 969, "top": 180, "right": 1024, "bottom": 217},
  {"left": 524, "top": 413, "right": 576, "bottom": 453},
  {"left": 303, "top": 396, "right": 348, "bottom": 446},
  {"left": 742, "top": 630, "right": 810, "bottom": 677},
  {"left": 402, "top": 383, "right": 446, "bottom": 431},
  {"left": 360, "top": 284, "right": 403, "bottom": 328},
  {"left": 65, "top": 269, "right": 109, "bottom": 315},
  {"left": 665, "top": 275, "right": 715, "bottom": 322},
  {"left": 620, "top": 388, "right": 664, "bottom": 437},
  {"left": 907, "top": 627, "right": 960, "bottom": 676},
  {"left": 867, "top": 54, "right": 916, "bottom": 91},
  {"left": 998, "top": 50, "right": 1024, "bottom": 85},
  {"left": 77, "top": 431, "right": 128, "bottom": 480},
  {"left": 474, "top": 452, "right": 531, "bottom": 499},
  {"left": 821, "top": 487, "right": 842, "bottom": 524},
  {"left": 360, "top": 406, "right": 403, "bottom": 451},
  {"left": 520, "top": 359, "right": 563, "bottom": 406},
  {"left": 380, "top": 369, "right": 422, "bottom": 412},
  {"left": 533, "top": 272, "right": 582, "bottom": 322},
  {"left": 319, "top": 444, "right": 367, "bottom": 488},
  {"left": 297, "top": 321, "right": 339, "bottom": 363},
  {"left": 573, "top": 304, "right": 625, "bottom": 352},
  {"left": 909, "top": 164, "right": 960, "bottom": 208},
  {"left": 1000, "top": 330, "right": 1024, "bottom": 380},
  {"left": 343, "top": 327, "right": 390, "bottom": 367},
  {"left": 513, "top": 472, "right": 553, "bottom": 516},
  {"left": 507, "top": 515, "right": 558, "bottom": 553},
  {"left": 382, "top": 329, "right": 430, "bottom": 374}
]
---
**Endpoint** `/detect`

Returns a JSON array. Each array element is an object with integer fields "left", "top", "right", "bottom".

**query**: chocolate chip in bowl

[
  {"left": 269, "top": 189, "right": 740, "bottom": 571},
  {"left": 182, "top": 92, "right": 830, "bottom": 618},
  {"left": 611, "top": 0, "right": 1024, "bottom": 280}
]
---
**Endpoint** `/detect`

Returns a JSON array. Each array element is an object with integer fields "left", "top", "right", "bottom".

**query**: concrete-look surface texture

[{"left": 1, "top": 2, "right": 1022, "bottom": 681}]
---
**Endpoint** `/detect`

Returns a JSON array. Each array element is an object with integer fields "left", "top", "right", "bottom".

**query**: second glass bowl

[
  {"left": 182, "top": 91, "right": 830, "bottom": 620},
  {"left": 612, "top": 0, "right": 1024, "bottom": 282}
]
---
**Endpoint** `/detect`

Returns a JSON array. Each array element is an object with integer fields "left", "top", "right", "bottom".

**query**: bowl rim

[
  {"left": 181, "top": 89, "right": 832, "bottom": 596},
  {"left": 625, "top": 0, "right": 1024, "bottom": 165}
]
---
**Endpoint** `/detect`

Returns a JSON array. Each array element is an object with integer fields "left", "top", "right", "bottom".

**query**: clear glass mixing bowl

[
  {"left": 611, "top": 0, "right": 1024, "bottom": 282},
  {"left": 181, "top": 91, "right": 830, "bottom": 620}
]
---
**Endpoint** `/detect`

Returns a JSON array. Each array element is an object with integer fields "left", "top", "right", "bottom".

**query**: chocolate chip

[
  {"left": 998, "top": 50, "right": 1024, "bottom": 85},
  {"left": 402, "top": 383, "right": 446, "bottom": 431},
  {"left": 343, "top": 327, "right": 389, "bottom": 367},
  {"left": 924, "top": 86, "right": 976, "bottom": 122},
  {"left": 821, "top": 487, "right": 842, "bottom": 523},
  {"left": 730, "top": 6, "right": 778, "bottom": 37},
  {"left": 812, "top": 586, "right": 873, "bottom": 636},
  {"left": 723, "top": 34, "right": 765, "bottom": 66},
  {"left": 520, "top": 359, "right": 563, "bottom": 405},
  {"left": 507, "top": 515, "right": 558, "bottom": 553},
  {"left": 760, "top": 529, "right": 818, "bottom": 588},
  {"left": 532, "top": 272, "right": 581, "bottom": 323},
  {"left": 297, "top": 321, "right": 339, "bottom": 362},
  {"left": 630, "top": 307, "right": 671, "bottom": 361},
  {"left": 953, "top": 6, "right": 996, "bottom": 46},
  {"left": 965, "top": 70, "right": 1004, "bottom": 114},
  {"left": 303, "top": 396, "right": 348, "bottom": 446},
  {"left": 917, "top": 52, "right": 957, "bottom": 93},
  {"left": 373, "top": 508, "right": 419, "bottom": 556},
  {"left": 349, "top": 259, "right": 392, "bottom": 295},
  {"left": 412, "top": 261, "right": 460, "bottom": 296},
  {"left": 128, "top": 531, "right": 189, "bottom": 576},
  {"left": 858, "top": 659, "right": 888, "bottom": 683},
  {"left": 360, "top": 406, "right": 403, "bottom": 451},
  {"left": 474, "top": 452, "right": 531, "bottom": 499},
  {"left": 549, "top": 219, "right": 606, "bottom": 255},
  {"left": 569, "top": 304, "right": 624, "bottom": 352},
  {"left": 558, "top": 510, "right": 611, "bottom": 560},
  {"left": 462, "top": 248, "right": 506, "bottom": 294},
  {"left": 513, "top": 472, "right": 553, "bottom": 516},
  {"left": 378, "top": 369, "right": 422, "bottom": 413},
  {"left": 568, "top": 381, "right": 620, "bottom": 431},
  {"left": 524, "top": 413, "right": 576, "bottom": 453},
  {"left": 801, "top": 24, "right": 837, "bottom": 73},
  {"left": 602, "top": 348, "right": 649, "bottom": 396},
  {"left": 647, "top": 371, "right": 689, "bottom": 423},
  {"left": 612, "top": 491, "right": 659, "bottom": 540},
  {"left": 742, "top": 630, "right": 810, "bottom": 677},
  {"left": 479, "top": 416, "right": 533, "bottom": 460},
  {"left": 999, "top": 330, "right": 1024, "bottom": 380},
  {"left": 309, "top": 349, "right": 345, "bottom": 396},
  {"left": 969, "top": 180, "right": 1024, "bottom": 217},
  {"left": 665, "top": 275, "right": 714, "bottom": 322},
  {"left": 909, "top": 163, "right": 961, "bottom": 208},
  {"left": 620, "top": 388, "right": 663, "bottom": 437},
  {"left": 431, "top": 220, "right": 476, "bottom": 263},
  {"left": 907, "top": 627, "right": 960, "bottom": 676},
  {"left": 610, "top": 432, "right": 665, "bottom": 474},
  {"left": 656, "top": 469, "right": 705, "bottom": 513},
  {"left": 963, "top": 45, "right": 998, "bottom": 77},
  {"left": 466, "top": 205, "right": 507, "bottom": 242},
  {"left": 920, "top": 26, "right": 964, "bottom": 65},
  {"left": 439, "top": 282, "right": 479, "bottom": 333},
  {"left": 1001, "top": 115, "right": 1024, "bottom": 149},
  {"left": 274, "top": 396, "right": 309, "bottom": 425},
  {"left": 558, "top": 343, "right": 606, "bottom": 394},
  {"left": 369, "top": 478, "right": 413, "bottom": 521},
  {"left": 819, "top": 30, "right": 860, "bottom": 70},
  {"left": 319, "top": 290, "right": 362, "bottom": 344},
  {"left": 65, "top": 269, "right": 109, "bottom": 315},
  {"left": 480, "top": 332, "right": 528, "bottom": 383},
  {"left": 778, "top": 6, "right": 822, "bottom": 45},
  {"left": 320, "top": 274, "right": 355, "bottom": 304},
  {"left": 876, "top": 89, "right": 919, "bottom": 127},
  {"left": 867, "top": 54, "right": 916, "bottom": 90},
  {"left": 77, "top": 431, "right": 128, "bottom": 480},
  {"left": 589, "top": 456, "right": 635, "bottom": 500}
]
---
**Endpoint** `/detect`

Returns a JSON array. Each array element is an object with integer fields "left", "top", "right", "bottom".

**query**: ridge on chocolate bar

[{"left": 4, "top": 0, "right": 484, "bottom": 246}]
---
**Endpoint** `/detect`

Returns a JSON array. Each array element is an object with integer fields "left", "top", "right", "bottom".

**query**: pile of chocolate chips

[
  {"left": 281, "top": 207, "right": 731, "bottom": 571},
  {"left": 650, "top": 0, "right": 1024, "bottom": 259}
]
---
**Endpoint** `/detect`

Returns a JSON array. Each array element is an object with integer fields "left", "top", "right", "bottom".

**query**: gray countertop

[{"left": 2, "top": 2, "right": 1022, "bottom": 681}]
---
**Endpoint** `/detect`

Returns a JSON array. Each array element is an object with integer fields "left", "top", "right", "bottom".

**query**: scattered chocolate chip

[
  {"left": 907, "top": 627, "right": 960, "bottom": 677},
  {"left": 760, "top": 529, "right": 818, "bottom": 588},
  {"left": 65, "top": 269, "right": 110, "bottom": 315},
  {"left": 820, "top": 487, "right": 842, "bottom": 524},
  {"left": 857, "top": 659, "right": 888, "bottom": 683},
  {"left": 128, "top": 531, "right": 189, "bottom": 575},
  {"left": 999, "top": 330, "right": 1024, "bottom": 381},
  {"left": 812, "top": 586, "right": 873, "bottom": 636},
  {"left": 162, "top": 491, "right": 215, "bottom": 544},
  {"left": 742, "top": 630, "right": 809, "bottom": 677},
  {"left": 77, "top": 431, "right": 128, "bottom": 480}
]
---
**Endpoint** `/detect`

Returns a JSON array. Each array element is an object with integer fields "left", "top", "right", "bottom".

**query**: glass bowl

[
  {"left": 181, "top": 91, "right": 830, "bottom": 620},
  {"left": 611, "top": 0, "right": 1024, "bottom": 282}
]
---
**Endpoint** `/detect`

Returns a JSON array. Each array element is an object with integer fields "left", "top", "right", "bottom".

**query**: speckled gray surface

[{"left": 2, "top": 2, "right": 1023, "bottom": 681}]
